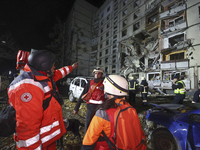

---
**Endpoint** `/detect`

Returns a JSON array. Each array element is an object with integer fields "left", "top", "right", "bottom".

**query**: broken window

[
  {"left": 133, "top": 0, "right": 140, "bottom": 8},
  {"left": 123, "top": 0, "right": 127, "bottom": 6},
  {"left": 107, "top": 23, "right": 110, "bottom": 28},
  {"left": 99, "top": 60, "right": 102, "bottom": 65},
  {"left": 100, "top": 36, "right": 103, "bottom": 41},
  {"left": 113, "top": 45, "right": 117, "bottom": 49},
  {"left": 147, "top": 12, "right": 158, "bottom": 25},
  {"left": 199, "top": 6, "right": 200, "bottom": 17},
  {"left": 106, "top": 40, "right": 109, "bottom": 45},
  {"left": 133, "top": 22, "right": 140, "bottom": 31},
  {"left": 101, "top": 28, "right": 103, "bottom": 33},
  {"left": 105, "top": 67, "right": 108, "bottom": 73},
  {"left": 105, "top": 49, "right": 108, "bottom": 54},
  {"left": 99, "top": 52, "right": 102, "bottom": 57},
  {"left": 133, "top": 10, "right": 140, "bottom": 20},
  {"left": 105, "top": 58, "right": 108, "bottom": 63},
  {"left": 169, "top": 52, "right": 184, "bottom": 60},
  {"left": 107, "top": 6, "right": 110, "bottom": 12},
  {"left": 169, "top": 21, "right": 174, "bottom": 27},
  {"left": 112, "top": 59, "right": 116, "bottom": 63},
  {"left": 123, "top": 19, "right": 127, "bottom": 27},
  {"left": 113, "top": 35, "right": 117, "bottom": 39},
  {"left": 113, "top": 39, "right": 117, "bottom": 44},
  {"left": 106, "top": 31, "right": 109, "bottom": 37},
  {"left": 122, "top": 9, "right": 127, "bottom": 17},
  {"left": 113, "top": 49, "right": 116, "bottom": 53},
  {"left": 122, "top": 29, "right": 127, "bottom": 37},
  {"left": 113, "top": 55, "right": 116, "bottom": 59},
  {"left": 101, "top": 13, "right": 104, "bottom": 19},
  {"left": 101, "top": 20, "right": 104, "bottom": 25},
  {"left": 169, "top": 33, "right": 184, "bottom": 47},
  {"left": 175, "top": 16, "right": 184, "bottom": 25},
  {"left": 107, "top": 15, "right": 110, "bottom": 20},
  {"left": 100, "top": 44, "right": 102, "bottom": 49}
]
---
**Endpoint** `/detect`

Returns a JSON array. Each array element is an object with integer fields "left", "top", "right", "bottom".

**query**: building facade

[{"left": 65, "top": 0, "right": 200, "bottom": 93}]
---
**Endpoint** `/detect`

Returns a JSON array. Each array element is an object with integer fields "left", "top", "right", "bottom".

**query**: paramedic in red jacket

[
  {"left": 73, "top": 67, "right": 105, "bottom": 133},
  {"left": 8, "top": 50, "right": 78, "bottom": 150},
  {"left": 81, "top": 75, "right": 146, "bottom": 150}
]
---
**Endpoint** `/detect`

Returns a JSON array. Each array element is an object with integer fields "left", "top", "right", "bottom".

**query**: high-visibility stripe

[
  {"left": 59, "top": 68, "right": 65, "bottom": 78},
  {"left": 89, "top": 99, "right": 103, "bottom": 104},
  {"left": 8, "top": 79, "right": 50, "bottom": 93},
  {"left": 40, "top": 121, "right": 59, "bottom": 134},
  {"left": 16, "top": 133, "right": 40, "bottom": 148},
  {"left": 64, "top": 66, "right": 70, "bottom": 74},
  {"left": 129, "top": 82, "right": 136, "bottom": 90},
  {"left": 34, "top": 145, "right": 42, "bottom": 150},
  {"left": 41, "top": 129, "right": 61, "bottom": 144}
]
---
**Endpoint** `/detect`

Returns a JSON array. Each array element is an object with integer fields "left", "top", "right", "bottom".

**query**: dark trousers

[
  {"left": 174, "top": 94, "right": 185, "bottom": 104},
  {"left": 129, "top": 91, "right": 136, "bottom": 106},
  {"left": 85, "top": 104, "right": 98, "bottom": 134}
]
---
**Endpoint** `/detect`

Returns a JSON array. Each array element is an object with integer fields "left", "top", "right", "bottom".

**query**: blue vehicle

[{"left": 145, "top": 103, "right": 200, "bottom": 150}]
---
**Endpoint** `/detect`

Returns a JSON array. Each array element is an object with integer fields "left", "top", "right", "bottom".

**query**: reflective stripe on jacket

[
  {"left": 87, "top": 79, "right": 105, "bottom": 104},
  {"left": 129, "top": 80, "right": 138, "bottom": 91},
  {"left": 140, "top": 85, "right": 148, "bottom": 94},
  {"left": 174, "top": 80, "right": 186, "bottom": 95},
  {"left": 8, "top": 64, "right": 72, "bottom": 149}
]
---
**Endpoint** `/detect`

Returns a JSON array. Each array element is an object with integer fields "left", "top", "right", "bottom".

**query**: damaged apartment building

[{"left": 64, "top": 0, "right": 200, "bottom": 93}]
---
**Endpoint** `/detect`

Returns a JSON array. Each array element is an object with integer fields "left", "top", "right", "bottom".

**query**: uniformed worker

[
  {"left": 140, "top": 77, "right": 148, "bottom": 105},
  {"left": 73, "top": 67, "right": 106, "bottom": 133},
  {"left": 128, "top": 76, "right": 138, "bottom": 106},
  {"left": 172, "top": 75, "right": 186, "bottom": 104},
  {"left": 192, "top": 80, "right": 200, "bottom": 103},
  {"left": 8, "top": 50, "right": 78, "bottom": 150}
]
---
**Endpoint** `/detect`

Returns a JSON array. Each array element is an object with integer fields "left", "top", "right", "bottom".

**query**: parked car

[
  {"left": 145, "top": 103, "right": 200, "bottom": 150},
  {"left": 68, "top": 76, "right": 92, "bottom": 102}
]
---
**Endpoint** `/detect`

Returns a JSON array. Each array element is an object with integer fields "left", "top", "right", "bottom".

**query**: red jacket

[
  {"left": 8, "top": 64, "right": 73, "bottom": 149},
  {"left": 87, "top": 79, "right": 105, "bottom": 105}
]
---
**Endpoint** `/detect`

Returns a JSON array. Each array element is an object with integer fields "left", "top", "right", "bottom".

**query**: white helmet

[
  {"left": 141, "top": 77, "right": 145, "bottom": 80},
  {"left": 92, "top": 67, "right": 104, "bottom": 74},
  {"left": 103, "top": 75, "right": 128, "bottom": 96},
  {"left": 128, "top": 76, "right": 134, "bottom": 80}
]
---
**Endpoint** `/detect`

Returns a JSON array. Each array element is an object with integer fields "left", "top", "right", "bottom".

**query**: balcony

[
  {"left": 161, "top": 59, "right": 189, "bottom": 70},
  {"left": 160, "top": 3, "right": 186, "bottom": 20},
  {"left": 162, "top": 21, "right": 186, "bottom": 34},
  {"left": 145, "top": 0, "right": 160, "bottom": 14}
]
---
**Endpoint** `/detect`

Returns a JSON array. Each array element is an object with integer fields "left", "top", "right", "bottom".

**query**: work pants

[
  {"left": 174, "top": 94, "right": 185, "bottom": 104},
  {"left": 129, "top": 91, "right": 136, "bottom": 106},
  {"left": 85, "top": 103, "right": 99, "bottom": 134}
]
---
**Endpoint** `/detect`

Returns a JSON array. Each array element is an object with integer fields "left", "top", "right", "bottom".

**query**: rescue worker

[
  {"left": 140, "top": 77, "right": 148, "bottom": 105},
  {"left": 128, "top": 75, "right": 138, "bottom": 106},
  {"left": 172, "top": 75, "right": 186, "bottom": 104},
  {"left": 192, "top": 80, "right": 200, "bottom": 103},
  {"left": 73, "top": 67, "right": 105, "bottom": 133},
  {"left": 8, "top": 50, "right": 78, "bottom": 150},
  {"left": 81, "top": 75, "right": 146, "bottom": 150}
]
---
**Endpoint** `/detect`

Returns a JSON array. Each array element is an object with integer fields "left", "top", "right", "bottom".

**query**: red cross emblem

[{"left": 21, "top": 92, "right": 32, "bottom": 102}]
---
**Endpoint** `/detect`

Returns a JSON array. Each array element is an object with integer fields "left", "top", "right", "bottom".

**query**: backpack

[{"left": 103, "top": 101, "right": 146, "bottom": 150}]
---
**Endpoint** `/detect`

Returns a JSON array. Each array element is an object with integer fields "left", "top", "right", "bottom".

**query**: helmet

[
  {"left": 128, "top": 74, "right": 134, "bottom": 80},
  {"left": 141, "top": 77, "right": 145, "bottom": 80},
  {"left": 103, "top": 75, "right": 128, "bottom": 96},
  {"left": 92, "top": 67, "right": 104, "bottom": 74},
  {"left": 28, "top": 50, "right": 55, "bottom": 71}
]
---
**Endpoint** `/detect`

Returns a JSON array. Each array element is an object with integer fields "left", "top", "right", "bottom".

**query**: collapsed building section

[{"left": 119, "top": 0, "right": 195, "bottom": 94}]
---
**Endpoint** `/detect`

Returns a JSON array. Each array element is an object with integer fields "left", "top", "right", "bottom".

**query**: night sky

[
  {"left": 0, "top": 0, "right": 105, "bottom": 74},
  {"left": 0, "top": 0, "right": 105, "bottom": 50}
]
